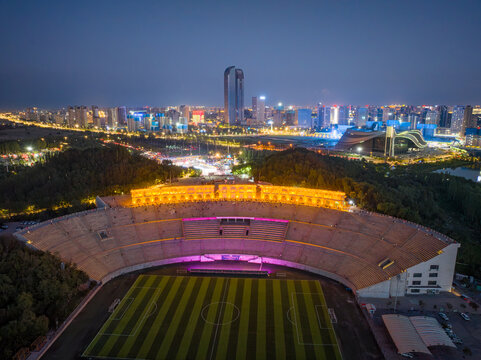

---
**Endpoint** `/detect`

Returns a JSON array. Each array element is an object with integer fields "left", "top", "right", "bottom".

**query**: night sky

[{"left": 1, "top": 0, "right": 480, "bottom": 109}]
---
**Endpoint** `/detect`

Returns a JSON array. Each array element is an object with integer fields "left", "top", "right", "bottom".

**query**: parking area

[
  {"left": 360, "top": 293, "right": 481, "bottom": 359},
  {"left": 0, "top": 220, "right": 39, "bottom": 235}
]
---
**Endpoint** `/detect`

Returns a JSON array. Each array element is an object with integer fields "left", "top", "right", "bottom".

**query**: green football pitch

[{"left": 83, "top": 274, "right": 342, "bottom": 360}]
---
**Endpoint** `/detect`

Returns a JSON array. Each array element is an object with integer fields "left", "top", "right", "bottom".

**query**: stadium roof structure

[
  {"left": 382, "top": 314, "right": 431, "bottom": 355},
  {"left": 409, "top": 316, "right": 456, "bottom": 348},
  {"left": 336, "top": 128, "right": 427, "bottom": 152},
  {"left": 382, "top": 314, "right": 455, "bottom": 355}
]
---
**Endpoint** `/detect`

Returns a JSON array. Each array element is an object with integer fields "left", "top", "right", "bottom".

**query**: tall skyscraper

[
  {"left": 67, "top": 106, "right": 76, "bottom": 127},
  {"left": 67, "top": 106, "right": 87, "bottom": 128},
  {"left": 330, "top": 106, "right": 339, "bottom": 125},
  {"left": 252, "top": 96, "right": 266, "bottom": 125},
  {"left": 191, "top": 110, "right": 204, "bottom": 125},
  {"left": 92, "top": 106, "right": 100, "bottom": 127},
  {"left": 356, "top": 106, "right": 368, "bottom": 127},
  {"left": 451, "top": 106, "right": 465, "bottom": 134},
  {"left": 462, "top": 105, "right": 474, "bottom": 135},
  {"left": 295, "top": 109, "right": 312, "bottom": 129},
  {"left": 437, "top": 105, "right": 449, "bottom": 128},
  {"left": 382, "top": 107, "right": 394, "bottom": 122},
  {"left": 107, "top": 108, "right": 118, "bottom": 128},
  {"left": 473, "top": 106, "right": 481, "bottom": 127},
  {"left": 338, "top": 106, "right": 349, "bottom": 125},
  {"left": 273, "top": 110, "right": 283, "bottom": 127},
  {"left": 368, "top": 105, "right": 380, "bottom": 122},
  {"left": 180, "top": 105, "right": 190, "bottom": 122},
  {"left": 224, "top": 66, "right": 244, "bottom": 126},
  {"left": 425, "top": 109, "right": 439, "bottom": 125},
  {"left": 117, "top": 106, "right": 127, "bottom": 126}
]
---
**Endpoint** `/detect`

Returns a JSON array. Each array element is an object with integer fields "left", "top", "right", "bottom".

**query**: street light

[{"left": 26, "top": 146, "right": 33, "bottom": 152}]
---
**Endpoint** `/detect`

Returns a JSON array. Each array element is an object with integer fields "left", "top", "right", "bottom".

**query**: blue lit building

[
  {"left": 295, "top": 108, "right": 313, "bottom": 129},
  {"left": 417, "top": 123, "right": 437, "bottom": 138},
  {"left": 127, "top": 111, "right": 147, "bottom": 132},
  {"left": 356, "top": 107, "right": 368, "bottom": 127},
  {"left": 465, "top": 127, "right": 481, "bottom": 147}
]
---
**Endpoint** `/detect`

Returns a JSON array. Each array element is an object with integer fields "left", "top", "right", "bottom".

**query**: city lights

[{"left": 2, "top": 2, "right": 480, "bottom": 360}]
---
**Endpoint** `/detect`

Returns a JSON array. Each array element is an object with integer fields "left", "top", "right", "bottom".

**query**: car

[
  {"left": 401, "top": 353, "right": 414, "bottom": 358},
  {"left": 460, "top": 312, "right": 470, "bottom": 321},
  {"left": 438, "top": 312, "right": 449, "bottom": 321},
  {"left": 15, "top": 226, "right": 23, "bottom": 231},
  {"left": 0, "top": 224, "right": 8, "bottom": 230},
  {"left": 452, "top": 337, "right": 463, "bottom": 344}
]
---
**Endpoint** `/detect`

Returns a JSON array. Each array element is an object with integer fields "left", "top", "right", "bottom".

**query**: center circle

[{"left": 201, "top": 302, "right": 240, "bottom": 325}]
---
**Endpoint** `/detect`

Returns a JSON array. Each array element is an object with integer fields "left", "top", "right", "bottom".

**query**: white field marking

[
  {"left": 82, "top": 302, "right": 154, "bottom": 358},
  {"left": 315, "top": 305, "right": 334, "bottom": 329},
  {"left": 82, "top": 349, "right": 149, "bottom": 360},
  {"left": 83, "top": 280, "right": 166, "bottom": 356},
  {"left": 286, "top": 307, "right": 296, "bottom": 325},
  {"left": 209, "top": 279, "right": 230, "bottom": 360},
  {"left": 289, "top": 292, "right": 338, "bottom": 346},
  {"left": 100, "top": 300, "right": 157, "bottom": 337},
  {"left": 133, "top": 286, "right": 165, "bottom": 290},
  {"left": 112, "top": 298, "right": 134, "bottom": 321},
  {"left": 201, "top": 302, "right": 240, "bottom": 326},
  {"left": 82, "top": 298, "right": 146, "bottom": 357}
]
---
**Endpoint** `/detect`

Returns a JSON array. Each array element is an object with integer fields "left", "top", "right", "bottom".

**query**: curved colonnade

[{"left": 16, "top": 186, "right": 454, "bottom": 294}]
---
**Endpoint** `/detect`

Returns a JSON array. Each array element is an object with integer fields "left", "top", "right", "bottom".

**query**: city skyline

[
  {"left": 1, "top": 0, "right": 481, "bottom": 109},
  {"left": 1, "top": 1, "right": 481, "bottom": 359}
]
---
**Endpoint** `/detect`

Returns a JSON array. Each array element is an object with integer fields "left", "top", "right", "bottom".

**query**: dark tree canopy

[
  {"left": 0, "top": 145, "right": 183, "bottom": 215},
  {"left": 247, "top": 148, "right": 481, "bottom": 277},
  {"left": 0, "top": 235, "right": 89, "bottom": 359}
]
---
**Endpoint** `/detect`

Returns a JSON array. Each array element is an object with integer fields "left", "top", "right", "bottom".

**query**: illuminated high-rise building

[
  {"left": 69, "top": 106, "right": 88, "bottom": 128},
  {"left": 67, "top": 106, "right": 76, "bottom": 127},
  {"left": 273, "top": 110, "right": 283, "bottom": 127},
  {"left": 117, "top": 106, "right": 127, "bottom": 125},
  {"left": 437, "top": 105, "right": 450, "bottom": 128},
  {"left": 295, "top": 109, "right": 312, "bottom": 129},
  {"left": 252, "top": 96, "right": 266, "bottom": 124},
  {"left": 425, "top": 109, "right": 438, "bottom": 125},
  {"left": 180, "top": 105, "right": 190, "bottom": 122},
  {"left": 356, "top": 106, "right": 368, "bottom": 127},
  {"left": 107, "top": 108, "right": 118, "bottom": 128},
  {"left": 315, "top": 105, "right": 331, "bottom": 129},
  {"left": 473, "top": 106, "right": 481, "bottom": 127},
  {"left": 338, "top": 106, "right": 349, "bottom": 125},
  {"left": 224, "top": 66, "right": 244, "bottom": 126},
  {"left": 92, "top": 105, "right": 100, "bottom": 127},
  {"left": 53, "top": 110, "right": 66, "bottom": 125},
  {"left": 192, "top": 110, "right": 205, "bottom": 125},
  {"left": 382, "top": 107, "right": 394, "bottom": 122},
  {"left": 330, "top": 106, "right": 339, "bottom": 125},
  {"left": 450, "top": 105, "right": 465, "bottom": 134},
  {"left": 462, "top": 105, "right": 474, "bottom": 136}
]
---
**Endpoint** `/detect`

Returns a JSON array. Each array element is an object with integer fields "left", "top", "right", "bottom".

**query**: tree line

[
  {"left": 0, "top": 145, "right": 183, "bottom": 216},
  {"left": 0, "top": 235, "right": 89, "bottom": 359}
]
